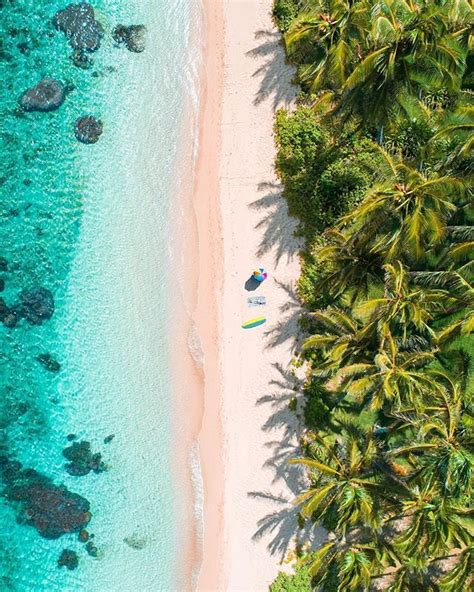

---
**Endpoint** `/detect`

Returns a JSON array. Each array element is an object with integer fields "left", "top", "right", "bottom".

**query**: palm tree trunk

[{"left": 377, "top": 126, "right": 384, "bottom": 145}]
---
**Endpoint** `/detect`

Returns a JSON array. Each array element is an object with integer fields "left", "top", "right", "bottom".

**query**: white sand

[{"left": 195, "top": 1, "right": 306, "bottom": 590}]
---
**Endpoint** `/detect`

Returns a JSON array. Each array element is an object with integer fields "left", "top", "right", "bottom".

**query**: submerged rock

[
  {"left": 0, "top": 297, "right": 8, "bottom": 320},
  {"left": 62, "top": 440, "right": 106, "bottom": 476},
  {"left": 0, "top": 278, "right": 4, "bottom": 292},
  {"left": 53, "top": 3, "right": 103, "bottom": 53},
  {"left": 72, "top": 49, "right": 93, "bottom": 69},
  {"left": 0, "top": 299, "right": 19, "bottom": 328},
  {"left": 0, "top": 456, "right": 91, "bottom": 539},
  {"left": 19, "top": 78, "right": 65, "bottom": 112},
  {"left": 103, "top": 434, "right": 115, "bottom": 444},
  {"left": 74, "top": 116, "right": 103, "bottom": 144},
  {"left": 112, "top": 24, "right": 146, "bottom": 53},
  {"left": 123, "top": 534, "right": 147, "bottom": 550},
  {"left": 0, "top": 257, "right": 8, "bottom": 271},
  {"left": 58, "top": 549, "right": 79, "bottom": 570},
  {"left": 19, "top": 286, "right": 54, "bottom": 324},
  {"left": 85, "top": 541, "right": 99, "bottom": 557},
  {"left": 78, "top": 528, "right": 89, "bottom": 542},
  {"left": 36, "top": 353, "right": 61, "bottom": 373}
]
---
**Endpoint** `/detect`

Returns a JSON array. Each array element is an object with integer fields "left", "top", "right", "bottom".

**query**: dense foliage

[{"left": 271, "top": 1, "right": 473, "bottom": 590}]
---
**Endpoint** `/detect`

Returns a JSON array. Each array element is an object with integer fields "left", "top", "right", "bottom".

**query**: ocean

[{"left": 0, "top": 0, "right": 200, "bottom": 589}]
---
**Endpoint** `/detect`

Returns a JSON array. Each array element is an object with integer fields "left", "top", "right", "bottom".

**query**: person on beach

[{"left": 253, "top": 267, "right": 267, "bottom": 283}]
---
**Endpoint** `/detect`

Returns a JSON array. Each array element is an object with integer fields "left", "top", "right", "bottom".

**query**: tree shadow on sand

[
  {"left": 263, "top": 278, "right": 304, "bottom": 351},
  {"left": 250, "top": 182, "right": 304, "bottom": 266},
  {"left": 246, "top": 29, "right": 296, "bottom": 108},
  {"left": 249, "top": 363, "right": 326, "bottom": 559}
]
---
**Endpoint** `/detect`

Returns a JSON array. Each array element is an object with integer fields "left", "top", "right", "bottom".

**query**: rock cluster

[
  {"left": 112, "top": 25, "right": 146, "bottom": 53},
  {"left": 19, "top": 79, "right": 65, "bottom": 112},
  {"left": 74, "top": 116, "right": 103, "bottom": 144},
  {"left": 0, "top": 457, "right": 91, "bottom": 539},
  {"left": 19, "top": 287, "right": 55, "bottom": 325},
  {"left": 36, "top": 353, "right": 61, "bottom": 373},
  {"left": 58, "top": 549, "right": 79, "bottom": 570},
  {"left": 62, "top": 440, "right": 107, "bottom": 476},
  {"left": 53, "top": 3, "right": 103, "bottom": 54}
]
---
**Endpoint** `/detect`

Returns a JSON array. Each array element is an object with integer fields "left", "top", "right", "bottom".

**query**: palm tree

[
  {"left": 324, "top": 337, "right": 446, "bottom": 411},
  {"left": 303, "top": 536, "right": 383, "bottom": 590},
  {"left": 388, "top": 386, "right": 473, "bottom": 499},
  {"left": 316, "top": 228, "right": 384, "bottom": 301},
  {"left": 303, "top": 306, "right": 376, "bottom": 376},
  {"left": 340, "top": 151, "right": 466, "bottom": 261},
  {"left": 289, "top": 427, "right": 383, "bottom": 533},
  {"left": 354, "top": 261, "right": 452, "bottom": 348},
  {"left": 439, "top": 544, "right": 473, "bottom": 592},
  {"left": 284, "top": 0, "right": 370, "bottom": 92},
  {"left": 393, "top": 486, "right": 472, "bottom": 557},
  {"left": 341, "top": 0, "right": 468, "bottom": 127}
]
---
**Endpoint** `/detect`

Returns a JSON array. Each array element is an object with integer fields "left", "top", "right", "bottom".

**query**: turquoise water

[{"left": 0, "top": 1, "right": 199, "bottom": 589}]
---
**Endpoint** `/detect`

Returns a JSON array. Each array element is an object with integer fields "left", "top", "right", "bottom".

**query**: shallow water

[{"left": 0, "top": 1, "right": 199, "bottom": 589}]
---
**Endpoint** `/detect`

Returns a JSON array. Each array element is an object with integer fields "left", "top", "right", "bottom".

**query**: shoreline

[{"left": 170, "top": 0, "right": 226, "bottom": 589}]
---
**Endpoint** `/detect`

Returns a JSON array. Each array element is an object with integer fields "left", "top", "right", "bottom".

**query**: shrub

[
  {"left": 272, "top": 0, "right": 302, "bottom": 33},
  {"left": 269, "top": 565, "right": 312, "bottom": 592}
]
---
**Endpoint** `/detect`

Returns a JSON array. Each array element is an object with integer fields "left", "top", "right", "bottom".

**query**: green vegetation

[{"left": 271, "top": 1, "right": 473, "bottom": 590}]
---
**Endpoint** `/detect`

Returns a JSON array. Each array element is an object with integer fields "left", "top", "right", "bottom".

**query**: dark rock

[
  {"left": 0, "top": 297, "right": 8, "bottom": 320},
  {"left": 112, "top": 24, "right": 146, "bottom": 53},
  {"left": 67, "top": 433, "right": 77, "bottom": 441},
  {"left": 78, "top": 528, "right": 89, "bottom": 542},
  {"left": 53, "top": 3, "right": 103, "bottom": 53},
  {"left": 74, "top": 116, "right": 103, "bottom": 144},
  {"left": 0, "top": 457, "right": 91, "bottom": 539},
  {"left": 0, "top": 257, "right": 8, "bottom": 271},
  {"left": 1, "top": 302, "right": 19, "bottom": 329},
  {"left": 17, "top": 42, "right": 29, "bottom": 54},
  {"left": 72, "top": 49, "right": 93, "bottom": 69},
  {"left": 19, "top": 78, "right": 65, "bottom": 112},
  {"left": 85, "top": 541, "right": 98, "bottom": 557},
  {"left": 19, "top": 286, "right": 54, "bottom": 324},
  {"left": 103, "top": 434, "right": 115, "bottom": 444},
  {"left": 36, "top": 353, "right": 61, "bottom": 373},
  {"left": 0, "top": 279, "right": 4, "bottom": 292},
  {"left": 63, "top": 440, "right": 106, "bottom": 476},
  {"left": 58, "top": 549, "right": 78, "bottom": 570}
]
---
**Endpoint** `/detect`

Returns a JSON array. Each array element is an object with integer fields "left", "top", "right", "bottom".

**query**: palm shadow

[
  {"left": 250, "top": 182, "right": 303, "bottom": 266},
  {"left": 246, "top": 29, "right": 296, "bottom": 108},
  {"left": 263, "top": 278, "right": 304, "bottom": 352},
  {"left": 249, "top": 363, "right": 326, "bottom": 559}
]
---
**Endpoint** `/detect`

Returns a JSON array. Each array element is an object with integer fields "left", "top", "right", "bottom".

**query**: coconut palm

[
  {"left": 393, "top": 486, "right": 472, "bottom": 557},
  {"left": 341, "top": 0, "right": 468, "bottom": 127},
  {"left": 284, "top": 0, "right": 370, "bottom": 92},
  {"left": 316, "top": 228, "right": 384, "bottom": 301},
  {"left": 439, "top": 544, "right": 473, "bottom": 592},
  {"left": 340, "top": 151, "right": 466, "bottom": 261},
  {"left": 290, "top": 427, "right": 383, "bottom": 533},
  {"left": 325, "top": 337, "right": 446, "bottom": 411},
  {"left": 354, "top": 261, "right": 453, "bottom": 348},
  {"left": 303, "top": 536, "right": 384, "bottom": 590},
  {"left": 303, "top": 306, "right": 376, "bottom": 376},
  {"left": 388, "top": 386, "right": 473, "bottom": 499}
]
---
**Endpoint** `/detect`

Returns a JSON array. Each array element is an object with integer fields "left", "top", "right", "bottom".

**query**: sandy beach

[{"left": 193, "top": 1, "right": 303, "bottom": 589}]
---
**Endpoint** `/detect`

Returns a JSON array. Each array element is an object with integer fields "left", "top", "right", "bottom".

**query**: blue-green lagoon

[{"left": 0, "top": 1, "right": 199, "bottom": 589}]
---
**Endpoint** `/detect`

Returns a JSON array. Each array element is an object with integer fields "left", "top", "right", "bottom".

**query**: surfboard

[{"left": 242, "top": 316, "right": 266, "bottom": 329}]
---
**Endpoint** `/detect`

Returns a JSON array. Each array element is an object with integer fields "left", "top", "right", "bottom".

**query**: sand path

[{"left": 196, "top": 1, "right": 307, "bottom": 590}]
